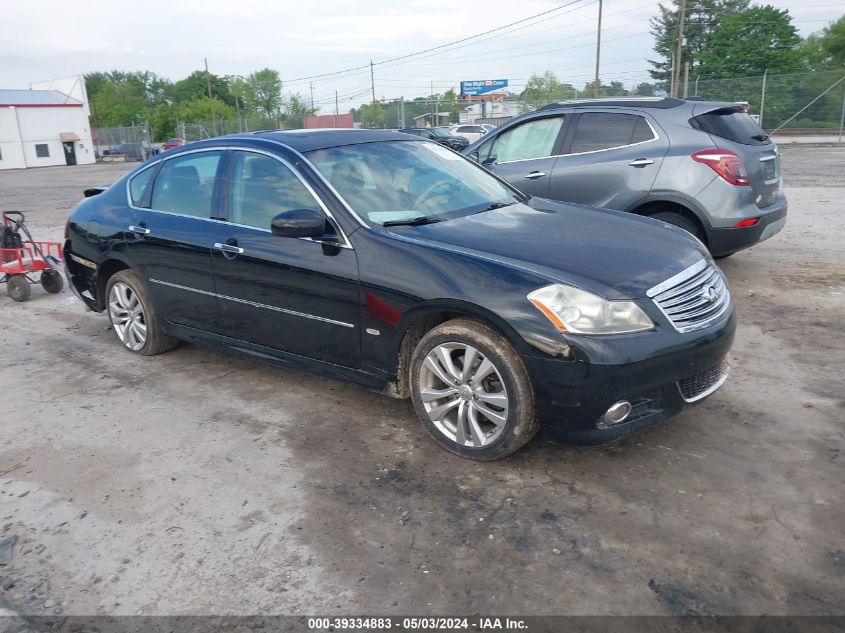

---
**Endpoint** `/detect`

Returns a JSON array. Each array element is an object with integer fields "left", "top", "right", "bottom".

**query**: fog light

[{"left": 603, "top": 401, "right": 632, "bottom": 425}]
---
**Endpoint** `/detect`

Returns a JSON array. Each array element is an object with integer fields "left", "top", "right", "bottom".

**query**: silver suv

[{"left": 463, "top": 97, "right": 787, "bottom": 258}]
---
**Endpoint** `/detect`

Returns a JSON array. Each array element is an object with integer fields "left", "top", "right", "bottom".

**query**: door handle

[
  {"left": 213, "top": 242, "right": 244, "bottom": 255},
  {"left": 629, "top": 158, "right": 655, "bottom": 167},
  {"left": 128, "top": 225, "right": 150, "bottom": 235},
  {"left": 523, "top": 171, "right": 546, "bottom": 180}
]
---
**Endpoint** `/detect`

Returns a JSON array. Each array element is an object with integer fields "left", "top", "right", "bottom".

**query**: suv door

[
  {"left": 548, "top": 111, "right": 668, "bottom": 210},
  {"left": 472, "top": 115, "right": 566, "bottom": 198},
  {"left": 212, "top": 149, "right": 361, "bottom": 367},
  {"left": 124, "top": 149, "right": 229, "bottom": 333}
]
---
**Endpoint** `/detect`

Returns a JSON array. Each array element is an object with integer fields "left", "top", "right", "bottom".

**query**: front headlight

[{"left": 527, "top": 284, "right": 654, "bottom": 335}]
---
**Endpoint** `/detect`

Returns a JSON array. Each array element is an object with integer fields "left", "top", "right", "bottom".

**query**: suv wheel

[
  {"left": 106, "top": 270, "right": 177, "bottom": 356},
  {"left": 649, "top": 211, "right": 704, "bottom": 242},
  {"left": 410, "top": 319, "right": 538, "bottom": 460}
]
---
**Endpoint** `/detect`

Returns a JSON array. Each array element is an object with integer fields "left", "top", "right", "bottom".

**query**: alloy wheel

[
  {"left": 108, "top": 282, "right": 147, "bottom": 351},
  {"left": 418, "top": 342, "right": 509, "bottom": 448}
]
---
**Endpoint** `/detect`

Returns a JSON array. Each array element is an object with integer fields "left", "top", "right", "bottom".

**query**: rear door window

[
  {"left": 691, "top": 108, "right": 770, "bottom": 145},
  {"left": 569, "top": 113, "right": 656, "bottom": 153},
  {"left": 479, "top": 116, "right": 565, "bottom": 164},
  {"left": 151, "top": 151, "right": 224, "bottom": 217}
]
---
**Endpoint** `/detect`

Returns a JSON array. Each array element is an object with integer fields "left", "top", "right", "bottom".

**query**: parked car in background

[
  {"left": 163, "top": 138, "right": 186, "bottom": 151},
  {"left": 65, "top": 129, "right": 734, "bottom": 460},
  {"left": 449, "top": 124, "right": 493, "bottom": 143},
  {"left": 101, "top": 143, "right": 144, "bottom": 161},
  {"left": 399, "top": 127, "right": 469, "bottom": 151},
  {"left": 463, "top": 97, "right": 787, "bottom": 258}
]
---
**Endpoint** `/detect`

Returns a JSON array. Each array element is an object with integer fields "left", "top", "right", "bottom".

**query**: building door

[{"left": 62, "top": 142, "right": 77, "bottom": 166}]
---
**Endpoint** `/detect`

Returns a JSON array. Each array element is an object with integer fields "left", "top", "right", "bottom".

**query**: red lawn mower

[{"left": 0, "top": 211, "right": 64, "bottom": 302}]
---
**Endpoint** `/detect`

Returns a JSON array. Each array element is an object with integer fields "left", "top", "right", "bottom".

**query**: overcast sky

[{"left": 1, "top": 0, "right": 841, "bottom": 113}]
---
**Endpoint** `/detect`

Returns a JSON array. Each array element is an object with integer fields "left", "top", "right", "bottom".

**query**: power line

[{"left": 281, "top": 0, "right": 590, "bottom": 84}]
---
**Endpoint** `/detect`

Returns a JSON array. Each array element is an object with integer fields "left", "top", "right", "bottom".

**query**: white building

[
  {"left": 459, "top": 101, "right": 522, "bottom": 124},
  {"left": 0, "top": 75, "right": 95, "bottom": 170}
]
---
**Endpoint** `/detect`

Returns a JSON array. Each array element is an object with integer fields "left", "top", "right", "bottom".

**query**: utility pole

[
  {"left": 672, "top": 0, "right": 688, "bottom": 98},
  {"left": 400, "top": 97, "right": 406, "bottom": 128},
  {"left": 760, "top": 69, "right": 768, "bottom": 128},
  {"left": 204, "top": 58, "right": 216, "bottom": 136},
  {"left": 683, "top": 61, "right": 690, "bottom": 98},
  {"left": 334, "top": 90, "right": 339, "bottom": 128},
  {"left": 431, "top": 80, "right": 435, "bottom": 127},
  {"left": 370, "top": 60, "right": 376, "bottom": 106},
  {"left": 593, "top": 0, "right": 602, "bottom": 98},
  {"left": 310, "top": 82, "right": 314, "bottom": 110},
  {"left": 234, "top": 95, "right": 242, "bottom": 133}
]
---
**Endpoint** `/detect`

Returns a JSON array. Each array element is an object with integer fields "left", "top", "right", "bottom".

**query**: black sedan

[
  {"left": 64, "top": 129, "right": 734, "bottom": 460},
  {"left": 399, "top": 127, "right": 469, "bottom": 151}
]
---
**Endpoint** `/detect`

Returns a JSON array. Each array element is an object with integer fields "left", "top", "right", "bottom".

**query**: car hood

[{"left": 381, "top": 198, "right": 709, "bottom": 299}]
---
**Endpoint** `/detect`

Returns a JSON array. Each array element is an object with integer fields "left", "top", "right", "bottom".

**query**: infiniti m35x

[{"left": 65, "top": 130, "right": 735, "bottom": 460}]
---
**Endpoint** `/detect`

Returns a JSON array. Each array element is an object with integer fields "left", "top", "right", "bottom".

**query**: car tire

[
  {"left": 713, "top": 252, "right": 734, "bottom": 260},
  {"left": 410, "top": 318, "right": 538, "bottom": 460},
  {"left": 41, "top": 269, "right": 64, "bottom": 294},
  {"left": 7, "top": 275, "right": 31, "bottom": 302},
  {"left": 649, "top": 211, "right": 704, "bottom": 242},
  {"left": 105, "top": 270, "right": 177, "bottom": 356}
]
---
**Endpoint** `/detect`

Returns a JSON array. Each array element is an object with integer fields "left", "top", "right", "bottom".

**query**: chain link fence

[
  {"left": 692, "top": 68, "right": 845, "bottom": 134},
  {"left": 176, "top": 116, "right": 281, "bottom": 142},
  {"left": 92, "top": 125, "right": 153, "bottom": 161}
]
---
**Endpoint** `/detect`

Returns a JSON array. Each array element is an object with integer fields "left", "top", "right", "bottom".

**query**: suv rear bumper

[{"left": 705, "top": 196, "right": 787, "bottom": 257}]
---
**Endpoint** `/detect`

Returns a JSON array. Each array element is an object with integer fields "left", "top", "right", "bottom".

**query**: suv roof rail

[{"left": 538, "top": 97, "right": 685, "bottom": 111}]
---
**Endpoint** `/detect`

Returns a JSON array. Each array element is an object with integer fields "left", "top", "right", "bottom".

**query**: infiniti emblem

[{"left": 702, "top": 285, "right": 718, "bottom": 302}]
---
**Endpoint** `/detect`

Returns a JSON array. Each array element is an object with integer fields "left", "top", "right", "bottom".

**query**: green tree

[
  {"left": 357, "top": 101, "right": 386, "bottom": 128},
  {"left": 282, "top": 93, "right": 316, "bottom": 128},
  {"left": 168, "top": 71, "right": 233, "bottom": 107},
  {"left": 819, "top": 15, "right": 845, "bottom": 66},
  {"left": 697, "top": 6, "right": 802, "bottom": 78},
  {"left": 248, "top": 68, "right": 283, "bottom": 118},
  {"left": 177, "top": 97, "right": 236, "bottom": 123},
  {"left": 520, "top": 71, "right": 577, "bottom": 108},
  {"left": 634, "top": 82, "right": 657, "bottom": 96},
  {"left": 649, "top": 0, "right": 750, "bottom": 87}
]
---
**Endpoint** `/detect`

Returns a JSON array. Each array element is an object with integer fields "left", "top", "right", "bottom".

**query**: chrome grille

[
  {"left": 647, "top": 260, "right": 731, "bottom": 333},
  {"left": 678, "top": 362, "right": 729, "bottom": 402}
]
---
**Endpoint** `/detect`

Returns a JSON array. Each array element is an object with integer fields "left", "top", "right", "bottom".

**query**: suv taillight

[{"left": 691, "top": 149, "right": 749, "bottom": 186}]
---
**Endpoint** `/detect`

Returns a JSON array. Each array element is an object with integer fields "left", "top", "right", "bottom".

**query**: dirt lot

[{"left": 0, "top": 147, "right": 843, "bottom": 617}]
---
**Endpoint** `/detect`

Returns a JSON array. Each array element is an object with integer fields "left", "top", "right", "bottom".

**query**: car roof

[{"left": 232, "top": 128, "right": 417, "bottom": 152}]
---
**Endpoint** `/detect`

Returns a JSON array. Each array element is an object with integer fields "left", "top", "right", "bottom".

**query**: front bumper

[{"left": 522, "top": 310, "right": 736, "bottom": 444}]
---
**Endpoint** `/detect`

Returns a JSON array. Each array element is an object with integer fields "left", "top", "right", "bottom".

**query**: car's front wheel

[
  {"left": 106, "top": 270, "right": 177, "bottom": 356},
  {"left": 410, "top": 318, "right": 538, "bottom": 460}
]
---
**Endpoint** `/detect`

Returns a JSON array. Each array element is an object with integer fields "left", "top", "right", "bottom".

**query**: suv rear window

[{"left": 690, "top": 108, "right": 770, "bottom": 146}]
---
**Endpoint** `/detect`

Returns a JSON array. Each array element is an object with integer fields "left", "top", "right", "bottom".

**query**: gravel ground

[{"left": 0, "top": 148, "right": 843, "bottom": 617}]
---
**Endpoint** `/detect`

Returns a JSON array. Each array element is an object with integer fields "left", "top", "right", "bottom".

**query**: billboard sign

[{"left": 460, "top": 79, "right": 508, "bottom": 97}]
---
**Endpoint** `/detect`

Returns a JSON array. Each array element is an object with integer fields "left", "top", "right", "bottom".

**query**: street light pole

[
  {"left": 593, "top": 0, "right": 602, "bottom": 98},
  {"left": 672, "top": 0, "right": 688, "bottom": 98}
]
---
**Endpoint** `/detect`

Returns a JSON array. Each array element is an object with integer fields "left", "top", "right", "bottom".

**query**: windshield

[{"left": 305, "top": 140, "right": 521, "bottom": 226}]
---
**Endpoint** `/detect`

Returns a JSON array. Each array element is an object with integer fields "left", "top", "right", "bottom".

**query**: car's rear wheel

[
  {"left": 106, "top": 270, "right": 177, "bottom": 356},
  {"left": 649, "top": 211, "right": 704, "bottom": 242},
  {"left": 410, "top": 318, "right": 538, "bottom": 460}
]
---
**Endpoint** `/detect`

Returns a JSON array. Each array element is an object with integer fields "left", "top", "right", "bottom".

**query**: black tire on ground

[
  {"left": 714, "top": 252, "right": 735, "bottom": 260},
  {"left": 7, "top": 275, "right": 31, "bottom": 302},
  {"left": 105, "top": 269, "right": 178, "bottom": 356},
  {"left": 409, "top": 318, "right": 539, "bottom": 460},
  {"left": 649, "top": 211, "right": 705, "bottom": 242},
  {"left": 41, "top": 269, "right": 64, "bottom": 294}
]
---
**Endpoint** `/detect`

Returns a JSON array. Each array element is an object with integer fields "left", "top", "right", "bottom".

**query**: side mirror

[{"left": 270, "top": 209, "right": 327, "bottom": 238}]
